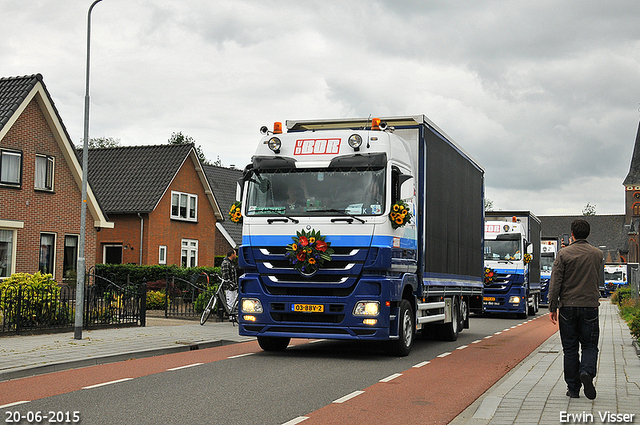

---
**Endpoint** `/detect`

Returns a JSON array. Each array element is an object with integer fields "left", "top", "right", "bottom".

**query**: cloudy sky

[{"left": 3, "top": 0, "right": 640, "bottom": 215}]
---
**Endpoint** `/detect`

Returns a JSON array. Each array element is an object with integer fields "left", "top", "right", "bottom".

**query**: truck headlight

[
  {"left": 509, "top": 296, "right": 521, "bottom": 304},
  {"left": 353, "top": 301, "right": 380, "bottom": 316},
  {"left": 241, "top": 298, "right": 263, "bottom": 313}
]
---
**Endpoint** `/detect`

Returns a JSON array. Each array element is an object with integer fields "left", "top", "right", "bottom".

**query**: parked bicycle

[{"left": 199, "top": 273, "right": 238, "bottom": 326}]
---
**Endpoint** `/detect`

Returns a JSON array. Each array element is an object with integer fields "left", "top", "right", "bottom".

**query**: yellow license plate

[
  {"left": 483, "top": 297, "right": 496, "bottom": 302},
  {"left": 292, "top": 304, "right": 324, "bottom": 313}
]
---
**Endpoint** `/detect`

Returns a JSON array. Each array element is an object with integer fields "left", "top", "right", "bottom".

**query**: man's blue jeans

[{"left": 558, "top": 306, "right": 600, "bottom": 392}]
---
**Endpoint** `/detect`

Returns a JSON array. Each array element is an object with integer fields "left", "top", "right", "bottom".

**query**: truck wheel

[
  {"left": 385, "top": 299, "right": 414, "bottom": 356},
  {"left": 257, "top": 336, "right": 291, "bottom": 351},
  {"left": 439, "top": 297, "right": 459, "bottom": 341}
]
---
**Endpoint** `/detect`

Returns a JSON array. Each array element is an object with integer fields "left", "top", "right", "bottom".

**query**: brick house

[
  {"left": 0, "top": 74, "right": 111, "bottom": 282},
  {"left": 203, "top": 164, "right": 243, "bottom": 255},
  {"left": 85, "top": 144, "right": 225, "bottom": 266}
]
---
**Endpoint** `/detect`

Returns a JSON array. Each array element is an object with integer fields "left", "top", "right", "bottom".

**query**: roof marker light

[
  {"left": 371, "top": 118, "right": 381, "bottom": 130},
  {"left": 273, "top": 122, "right": 283, "bottom": 134}
]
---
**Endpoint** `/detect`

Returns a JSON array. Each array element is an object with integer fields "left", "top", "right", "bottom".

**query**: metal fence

[
  {"left": 0, "top": 273, "right": 146, "bottom": 336},
  {"left": 162, "top": 273, "right": 218, "bottom": 319}
]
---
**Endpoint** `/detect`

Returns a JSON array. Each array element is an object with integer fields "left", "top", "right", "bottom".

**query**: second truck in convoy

[{"left": 483, "top": 211, "right": 542, "bottom": 318}]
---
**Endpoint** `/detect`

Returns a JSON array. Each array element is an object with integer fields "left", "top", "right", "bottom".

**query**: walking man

[{"left": 549, "top": 219, "right": 603, "bottom": 399}]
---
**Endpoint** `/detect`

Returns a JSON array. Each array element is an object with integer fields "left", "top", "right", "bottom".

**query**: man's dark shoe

[
  {"left": 566, "top": 390, "right": 580, "bottom": 398},
  {"left": 580, "top": 372, "right": 596, "bottom": 400}
]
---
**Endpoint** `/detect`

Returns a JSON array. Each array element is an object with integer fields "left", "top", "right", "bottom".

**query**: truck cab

[{"left": 483, "top": 213, "right": 541, "bottom": 318}]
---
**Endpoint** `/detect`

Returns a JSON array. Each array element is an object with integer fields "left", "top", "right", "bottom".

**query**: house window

[
  {"left": 0, "top": 229, "right": 15, "bottom": 278},
  {"left": 0, "top": 149, "right": 22, "bottom": 186},
  {"left": 103, "top": 245, "right": 123, "bottom": 264},
  {"left": 63, "top": 235, "right": 78, "bottom": 281},
  {"left": 171, "top": 191, "right": 197, "bottom": 221},
  {"left": 634, "top": 202, "right": 640, "bottom": 216},
  {"left": 159, "top": 245, "right": 167, "bottom": 265},
  {"left": 39, "top": 233, "right": 56, "bottom": 276},
  {"left": 35, "top": 154, "right": 55, "bottom": 191},
  {"left": 181, "top": 239, "right": 198, "bottom": 267}
]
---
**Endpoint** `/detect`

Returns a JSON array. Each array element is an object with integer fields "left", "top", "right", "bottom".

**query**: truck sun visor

[
  {"left": 329, "top": 152, "right": 387, "bottom": 168},
  {"left": 252, "top": 156, "right": 297, "bottom": 170}
]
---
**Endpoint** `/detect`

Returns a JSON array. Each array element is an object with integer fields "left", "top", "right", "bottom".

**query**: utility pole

[{"left": 76, "top": 0, "right": 104, "bottom": 340}]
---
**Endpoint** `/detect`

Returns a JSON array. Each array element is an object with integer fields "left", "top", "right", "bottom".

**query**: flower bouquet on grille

[{"left": 285, "top": 229, "right": 334, "bottom": 276}]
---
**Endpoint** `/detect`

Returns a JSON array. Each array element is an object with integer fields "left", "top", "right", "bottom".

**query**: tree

[
  {"left": 78, "top": 137, "right": 121, "bottom": 149},
  {"left": 168, "top": 131, "right": 210, "bottom": 165},
  {"left": 582, "top": 202, "right": 596, "bottom": 216},
  {"left": 484, "top": 198, "right": 494, "bottom": 212}
]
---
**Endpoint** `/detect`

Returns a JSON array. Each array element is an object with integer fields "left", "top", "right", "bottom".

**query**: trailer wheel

[
  {"left": 385, "top": 299, "right": 414, "bottom": 356},
  {"left": 257, "top": 336, "right": 291, "bottom": 352},
  {"left": 439, "top": 297, "right": 459, "bottom": 341},
  {"left": 460, "top": 297, "right": 469, "bottom": 329}
]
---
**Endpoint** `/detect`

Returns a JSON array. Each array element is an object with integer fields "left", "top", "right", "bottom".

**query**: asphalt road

[{"left": 1, "top": 311, "right": 554, "bottom": 425}]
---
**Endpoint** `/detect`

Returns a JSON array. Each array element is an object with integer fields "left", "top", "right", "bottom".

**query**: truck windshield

[
  {"left": 540, "top": 254, "right": 554, "bottom": 271},
  {"left": 484, "top": 239, "right": 522, "bottom": 261},
  {"left": 605, "top": 271, "right": 624, "bottom": 282},
  {"left": 245, "top": 166, "right": 385, "bottom": 217}
]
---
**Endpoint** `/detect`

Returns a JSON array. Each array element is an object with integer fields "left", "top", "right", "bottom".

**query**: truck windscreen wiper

[
  {"left": 254, "top": 207, "right": 300, "bottom": 224},
  {"left": 311, "top": 209, "right": 366, "bottom": 224}
]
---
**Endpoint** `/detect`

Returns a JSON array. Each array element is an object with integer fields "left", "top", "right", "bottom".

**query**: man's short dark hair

[
  {"left": 226, "top": 249, "right": 236, "bottom": 257},
  {"left": 571, "top": 219, "right": 590, "bottom": 240}
]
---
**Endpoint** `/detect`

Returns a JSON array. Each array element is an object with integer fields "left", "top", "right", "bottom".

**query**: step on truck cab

[
  {"left": 236, "top": 115, "right": 485, "bottom": 356},
  {"left": 483, "top": 211, "right": 542, "bottom": 318}
]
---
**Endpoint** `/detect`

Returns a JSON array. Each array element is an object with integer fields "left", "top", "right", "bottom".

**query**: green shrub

[
  {"left": 93, "top": 264, "right": 222, "bottom": 290},
  {"left": 629, "top": 312, "right": 640, "bottom": 339},
  {"left": 193, "top": 286, "right": 218, "bottom": 314},
  {"left": 0, "top": 272, "right": 73, "bottom": 327},
  {"left": 146, "top": 290, "right": 169, "bottom": 310},
  {"left": 612, "top": 287, "right": 634, "bottom": 306}
]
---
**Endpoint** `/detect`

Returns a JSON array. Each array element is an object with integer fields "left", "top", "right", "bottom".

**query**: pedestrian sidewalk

[
  {"left": 452, "top": 300, "right": 640, "bottom": 424},
  {"left": 0, "top": 316, "right": 253, "bottom": 382}
]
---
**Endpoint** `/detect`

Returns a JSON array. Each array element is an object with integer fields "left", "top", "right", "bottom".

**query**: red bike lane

[{"left": 299, "top": 314, "right": 558, "bottom": 425}]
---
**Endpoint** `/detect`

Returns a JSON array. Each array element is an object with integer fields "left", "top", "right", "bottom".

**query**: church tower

[{"left": 623, "top": 121, "right": 640, "bottom": 261}]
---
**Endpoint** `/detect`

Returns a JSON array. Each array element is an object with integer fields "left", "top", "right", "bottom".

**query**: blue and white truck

[
  {"left": 483, "top": 211, "right": 541, "bottom": 318},
  {"left": 236, "top": 115, "right": 485, "bottom": 356},
  {"left": 539, "top": 236, "right": 559, "bottom": 305},
  {"left": 603, "top": 264, "right": 628, "bottom": 297}
]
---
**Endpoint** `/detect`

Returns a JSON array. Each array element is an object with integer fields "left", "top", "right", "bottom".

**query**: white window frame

[
  {"left": 0, "top": 224, "right": 21, "bottom": 278},
  {"left": 35, "top": 154, "right": 55, "bottom": 191},
  {"left": 171, "top": 191, "right": 198, "bottom": 222},
  {"left": 181, "top": 239, "right": 198, "bottom": 268},
  {"left": 0, "top": 149, "right": 22, "bottom": 186},
  {"left": 39, "top": 232, "right": 57, "bottom": 277},
  {"left": 159, "top": 245, "right": 167, "bottom": 265},
  {"left": 63, "top": 234, "right": 79, "bottom": 279}
]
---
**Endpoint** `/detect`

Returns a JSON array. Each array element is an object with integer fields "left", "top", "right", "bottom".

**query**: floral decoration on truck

[
  {"left": 389, "top": 200, "right": 413, "bottom": 229},
  {"left": 523, "top": 253, "right": 532, "bottom": 264},
  {"left": 484, "top": 267, "right": 495, "bottom": 284},
  {"left": 229, "top": 201, "right": 242, "bottom": 225},
  {"left": 285, "top": 229, "right": 334, "bottom": 276}
]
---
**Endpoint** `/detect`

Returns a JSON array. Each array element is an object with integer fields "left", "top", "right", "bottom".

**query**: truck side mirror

[{"left": 400, "top": 176, "right": 414, "bottom": 200}]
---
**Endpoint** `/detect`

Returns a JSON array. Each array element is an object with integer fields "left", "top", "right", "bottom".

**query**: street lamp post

[{"left": 76, "top": 0, "right": 104, "bottom": 340}]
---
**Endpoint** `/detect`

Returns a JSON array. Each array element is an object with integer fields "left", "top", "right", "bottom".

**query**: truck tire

[
  {"left": 460, "top": 297, "right": 469, "bottom": 329},
  {"left": 439, "top": 297, "right": 459, "bottom": 341},
  {"left": 257, "top": 336, "right": 291, "bottom": 351},
  {"left": 385, "top": 299, "right": 414, "bottom": 356}
]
